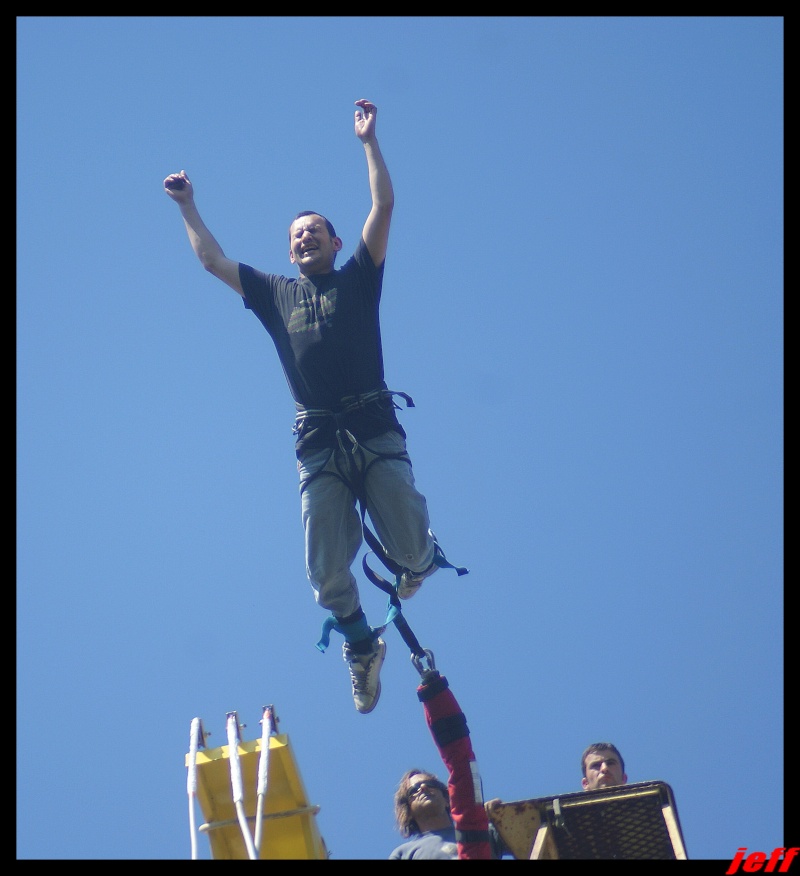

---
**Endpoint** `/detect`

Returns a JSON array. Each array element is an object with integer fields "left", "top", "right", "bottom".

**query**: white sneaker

[
  {"left": 398, "top": 533, "right": 444, "bottom": 600},
  {"left": 342, "top": 638, "right": 386, "bottom": 714},
  {"left": 397, "top": 562, "right": 439, "bottom": 600}
]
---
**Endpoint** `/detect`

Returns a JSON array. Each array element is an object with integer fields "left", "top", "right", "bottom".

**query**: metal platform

[{"left": 486, "top": 780, "right": 688, "bottom": 859}]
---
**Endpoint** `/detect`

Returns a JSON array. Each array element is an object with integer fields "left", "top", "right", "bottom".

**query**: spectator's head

[
  {"left": 393, "top": 769, "right": 451, "bottom": 837},
  {"left": 580, "top": 742, "right": 627, "bottom": 790}
]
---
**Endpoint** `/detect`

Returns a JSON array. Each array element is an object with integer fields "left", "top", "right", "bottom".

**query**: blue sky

[{"left": 17, "top": 16, "right": 783, "bottom": 862}]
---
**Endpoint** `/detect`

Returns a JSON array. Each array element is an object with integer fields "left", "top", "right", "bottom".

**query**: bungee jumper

[{"left": 164, "top": 98, "right": 467, "bottom": 715}]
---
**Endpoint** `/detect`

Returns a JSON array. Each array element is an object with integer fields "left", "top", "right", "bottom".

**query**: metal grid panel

[
  {"left": 488, "top": 781, "right": 687, "bottom": 860},
  {"left": 544, "top": 785, "right": 678, "bottom": 859}
]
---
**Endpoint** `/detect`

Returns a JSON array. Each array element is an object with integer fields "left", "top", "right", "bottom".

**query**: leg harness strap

[{"left": 300, "top": 391, "right": 468, "bottom": 654}]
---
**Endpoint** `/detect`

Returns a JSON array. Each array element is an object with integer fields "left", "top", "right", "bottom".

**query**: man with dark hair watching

[
  {"left": 580, "top": 742, "right": 628, "bottom": 791},
  {"left": 484, "top": 741, "right": 629, "bottom": 858}
]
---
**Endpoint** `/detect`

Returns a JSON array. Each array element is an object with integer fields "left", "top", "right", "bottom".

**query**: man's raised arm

[
  {"left": 354, "top": 100, "right": 394, "bottom": 268},
  {"left": 163, "top": 170, "right": 244, "bottom": 296}
]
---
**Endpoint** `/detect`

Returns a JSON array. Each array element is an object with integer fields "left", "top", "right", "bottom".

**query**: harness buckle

[{"left": 336, "top": 428, "right": 359, "bottom": 455}]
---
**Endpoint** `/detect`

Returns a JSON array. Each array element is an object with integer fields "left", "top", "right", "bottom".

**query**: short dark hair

[
  {"left": 289, "top": 211, "right": 337, "bottom": 242},
  {"left": 581, "top": 742, "right": 625, "bottom": 777}
]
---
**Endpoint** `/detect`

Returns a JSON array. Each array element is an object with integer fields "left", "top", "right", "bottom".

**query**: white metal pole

[
  {"left": 253, "top": 705, "right": 277, "bottom": 854},
  {"left": 226, "top": 712, "right": 258, "bottom": 860},
  {"left": 187, "top": 717, "right": 201, "bottom": 860}
]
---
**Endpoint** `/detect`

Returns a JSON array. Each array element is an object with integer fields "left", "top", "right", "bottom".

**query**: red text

[{"left": 726, "top": 848, "right": 799, "bottom": 875}]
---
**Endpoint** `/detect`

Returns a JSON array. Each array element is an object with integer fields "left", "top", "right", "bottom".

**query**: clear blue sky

[{"left": 17, "top": 16, "right": 783, "bottom": 862}]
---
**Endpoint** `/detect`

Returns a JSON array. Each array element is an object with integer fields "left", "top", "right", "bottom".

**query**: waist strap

[{"left": 294, "top": 387, "right": 414, "bottom": 422}]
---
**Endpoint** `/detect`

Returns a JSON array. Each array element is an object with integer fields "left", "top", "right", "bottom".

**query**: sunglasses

[{"left": 407, "top": 778, "right": 447, "bottom": 798}]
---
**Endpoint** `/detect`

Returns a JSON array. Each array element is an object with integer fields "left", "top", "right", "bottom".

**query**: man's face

[
  {"left": 406, "top": 774, "right": 449, "bottom": 819},
  {"left": 582, "top": 750, "right": 627, "bottom": 791},
  {"left": 289, "top": 215, "right": 341, "bottom": 275}
]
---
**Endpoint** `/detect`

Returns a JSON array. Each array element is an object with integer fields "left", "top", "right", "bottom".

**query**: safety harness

[{"left": 298, "top": 388, "right": 468, "bottom": 656}]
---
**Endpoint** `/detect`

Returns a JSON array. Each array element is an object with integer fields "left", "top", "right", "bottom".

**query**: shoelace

[{"left": 346, "top": 651, "right": 375, "bottom": 691}]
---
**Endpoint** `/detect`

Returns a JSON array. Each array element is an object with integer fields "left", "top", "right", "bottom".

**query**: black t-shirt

[{"left": 239, "top": 238, "right": 404, "bottom": 452}]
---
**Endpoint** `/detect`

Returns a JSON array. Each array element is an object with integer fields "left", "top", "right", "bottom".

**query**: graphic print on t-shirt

[{"left": 287, "top": 288, "right": 338, "bottom": 334}]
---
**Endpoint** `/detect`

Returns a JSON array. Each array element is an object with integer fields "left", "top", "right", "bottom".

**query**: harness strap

[
  {"left": 299, "top": 389, "right": 468, "bottom": 654},
  {"left": 294, "top": 387, "right": 415, "bottom": 424},
  {"left": 361, "top": 553, "right": 426, "bottom": 658},
  {"left": 315, "top": 613, "right": 386, "bottom": 653},
  {"left": 309, "top": 441, "right": 428, "bottom": 657}
]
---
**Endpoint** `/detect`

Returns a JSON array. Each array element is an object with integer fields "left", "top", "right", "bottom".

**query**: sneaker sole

[
  {"left": 356, "top": 680, "right": 382, "bottom": 714},
  {"left": 398, "top": 581, "right": 423, "bottom": 600}
]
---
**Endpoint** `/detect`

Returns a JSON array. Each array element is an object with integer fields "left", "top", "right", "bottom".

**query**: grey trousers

[{"left": 297, "top": 430, "right": 435, "bottom": 618}]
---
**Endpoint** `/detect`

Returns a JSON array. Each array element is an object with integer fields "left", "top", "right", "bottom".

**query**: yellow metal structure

[{"left": 186, "top": 731, "right": 328, "bottom": 859}]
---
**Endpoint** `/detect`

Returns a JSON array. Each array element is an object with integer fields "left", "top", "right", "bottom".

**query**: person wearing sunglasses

[
  {"left": 389, "top": 771, "right": 505, "bottom": 859},
  {"left": 389, "top": 771, "right": 459, "bottom": 859}
]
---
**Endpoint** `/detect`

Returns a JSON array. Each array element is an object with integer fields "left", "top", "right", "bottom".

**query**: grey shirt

[{"left": 389, "top": 827, "right": 459, "bottom": 860}]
